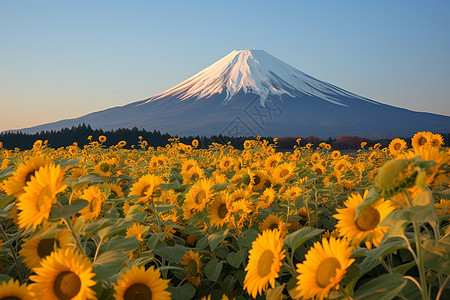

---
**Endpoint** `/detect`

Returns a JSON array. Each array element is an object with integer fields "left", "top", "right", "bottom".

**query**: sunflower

[
  {"left": 244, "top": 229, "right": 285, "bottom": 298},
  {"left": 125, "top": 223, "right": 148, "bottom": 242},
  {"left": 243, "top": 140, "right": 252, "bottom": 149},
  {"left": 4, "top": 156, "right": 51, "bottom": 196},
  {"left": 129, "top": 174, "right": 165, "bottom": 203},
  {"left": 98, "top": 135, "right": 107, "bottom": 143},
  {"left": 113, "top": 265, "right": 170, "bottom": 300},
  {"left": 182, "top": 165, "right": 205, "bottom": 184},
  {"left": 0, "top": 278, "right": 32, "bottom": 300},
  {"left": 435, "top": 199, "right": 449, "bottom": 218},
  {"left": 400, "top": 145, "right": 450, "bottom": 186},
  {"left": 248, "top": 170, "right": 267, "bottom": 192},
  {"left": 181, "top": 250, "right": 202, "bottom": 287},
  {"left": 272, "top": 163, "right": 296, "bottom": 183},
  {"left": 296, "top": 237, "right": 354, "bottom": 300},
  {"left": 333, "top": 159, "right": 349, "bottom": 173},
  {"left": 16, "top": 162, "right": 67, "bottom": 230},
  {"left": 29, "top": 248, "right": 96, "bottom": 300},
  {"left": 259, "top": 214, "right": 287, "bottom": 236},
  {"left": 375, "top": 158, "right": 418, "bottom": 198},
  {"left": 20, "top": 228, "right": 72, "bottom": 269},
  {"left": 310, "top": 153, "right": 321, "bottom": 164},
  {"left": 184, "top": 178, "right": 214, "bottom": 213},
  {"left": 79, "top": 185, "right": 105, "bottom": 220},
  {"left": 333, "top": 191, "right": 394, "bottom": 248},
  {"left": 264, "top": 154, "right": 282, "bottom": 170},
  {"left": 411, "top": 131, "right": 432, "bottom": 150},
  {"left": 94, "top": 160, "right": 113, "bottom": 177},
  {"left": 429, "top": 133, "right": 444, "bottom": 148},
  {"left": 312, "top": 163, "right": 326, "bottom": 176},
  {"left": 330, "top": 150, "right": 341, "bottom": 160},
  {"left": 208, "top": 193, "right": 231, "bottom": 228},
  {"left": 257, "top": 187, "right": 276, "bottom": 209},
  {"left": 105, "top": 182, "right": 125, "bottom": 199},
  {"left": 388, "top": 138, "right": 407, "bottom": 156},
  {"left": 218, "top": 156, "right": 234, "bottom": 172}
]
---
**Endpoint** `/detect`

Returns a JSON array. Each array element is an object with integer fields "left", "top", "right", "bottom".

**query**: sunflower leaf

[
  {"left": 50, "top": 199, "right": 89, "bottom": 219},
  {"left": 353, "top": 273, "right": 407, "bottom": 300},
  {"left": 167, "top": 283, "right": 196, "bottom": 300},
  {"left": 422, "top": 236, "right": 450, "bottom": 275},
  {"left": 205, "top": 258, "right": 223, "bottom": 281},
  {"left": 284, "top": 227, "right": 324, "bottom": 251},
  {"left": 93, "top": 250, "right": 128, "bottom": 281},
  {"left": 208, "top": 229, "right": 230, "bottom": 251}
]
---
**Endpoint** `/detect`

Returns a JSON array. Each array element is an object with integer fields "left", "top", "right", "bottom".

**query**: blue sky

[{"left": 1, "top": 0, "right": 449, "bottom": 132}]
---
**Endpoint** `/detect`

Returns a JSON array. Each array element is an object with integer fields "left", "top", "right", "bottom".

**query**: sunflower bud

[{"left": 375, "top": 159, "right": 418, "bottom": 198}]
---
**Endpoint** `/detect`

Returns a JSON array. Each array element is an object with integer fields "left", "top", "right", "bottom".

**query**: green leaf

[
  {"left": 205, "top": 258, "right": 223, "bottom": 281},
  {"left": 158, "top": 265, "right": 184, "bottom": 272},
  {"left": 354, "top": 273, "right": 407, "bottom": 300},
  {"left": 212, "top": 182, "right": 232, "bottom": 191},
  {"left": 0, "top": 274, "right": 11, "bottom": 283},
  {"left": 422, "top": 237, "right": 450, "bottom": 274},
  {"left": 381, "top": 201, "right": 437, "bottom": 229},
  {"left": 65, "top": 174, "right": 106, "bottom": 189},
  {"left": 237, "top": 229, "right": 258, "bottom": 248},
  {"left": 392, "top": 261, "right": 416, "bottom": 275},
  {"left": 55, "top": 158, "right": 82, "bottom": 168},
  {"left": 98, "top": 219, "right": 132, "bottom": 240},
  {"left": 93, "top": 250, "right": 128, "bottom": 281},
  {"left": 355, "top": 189, "right": 382, "bottom": 220},
  {"left": 208, "top": 229, "right": 229, "bottom": 251},
  {"left": 287, "top": 276, "right": 301, "bottom": 299},
  {"left": 366, "top": 239, "right": 407, "bottom": 259},
  {"left": 146, "top": 232, "right": 166, "bottom": 250},
  {"left": 153, "top": 244, "right": 187, "bottom": 263},
  {"left": 266, "top": 283, "right": 286, "bottom": 300},
  {"left": 104, "top": 237, "right": 141, "bottom": 252},
  {"left": 284, "top": 227, "right": 324, "bottom": 251},
  {"left": 0, "top": 166, "right": 13, "bottom": 182},
  {"left": 167, "top": 284, "right": 196, "bottom": 300},
  {"left": 0, "top": 195, "right": 15, "bottom": 209},
  {"left": 155, "top": 204, "right": 174, "bottom": 213},
  {"left": 50, "top": 199, "right": 89, "bottom": 219},
  {"left": 227, "top": 249, "right": 245, "bottom": 268},
  {"left": 82, "top": 218, "right": 116, "bottom": 235}
]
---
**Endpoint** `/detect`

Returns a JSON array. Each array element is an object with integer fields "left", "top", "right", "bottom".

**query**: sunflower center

[
  {"left": 191, "top": 173, "right": 199, "bottom": 180},
  {"left": 37, "top": 238, "right": 60, "bottom": 259},
  {"left": 280, "top": 169, "right": 289, "bottom": 178},
  {"left": 218, "top": 203, "right": 228, "bottom": 219},
  {"left": 253, "top": 175, "right": 261, "bottom": 185},
  {"left": 270, "top": 160, "right": 277, "bottom": 168},
  {"left": 123, "top": 283, "right": 152, "bottom": 300},
  {"left": 356, "top": 207, "right": 380, "bottom": 231},
  {"left": 100, "top": 163, "right": 110, "bottom": 172},
  {"left": 195, "top": 191, "right": 206, "bottom": 205},
  {"left": 257, "top": 249, "right": 274, "bottom": 277},
  {"left": 25, "top": 169, "right": 39, "bottom": 183},
  {"left": 316, "top": 257, "right": 341, "bottom": 288},
  {"left": 0, "top": 297, "right": 22, "bottom": 300},
  {"left": 53, "top": 271, "right": 81, "bottom": 300},
  {"left": 224, "top": 161, "right": 230, "bottom": 168},
  {"left": 315, "top": 168, "right": 323, "bottom": 175},
  {"left": 394, "top": 143, "right": 401, "bottom": 150},
  {"left": 269, "top": 223, "right": 278, "bottom": 230},
  {"left": 418, "top": 137, "right": 427, "bottom": 146}
]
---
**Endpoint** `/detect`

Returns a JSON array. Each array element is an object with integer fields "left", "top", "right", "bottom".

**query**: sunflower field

[{"left": 0, "top": 131, "right": 448, "bottom": 299}]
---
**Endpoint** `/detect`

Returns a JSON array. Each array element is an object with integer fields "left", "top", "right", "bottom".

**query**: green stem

[
  {"left": 403, "top": 190, "right": 428, "bottom": 300},
  {"left": 0, "top": 223, "right": 23, "bottom": 283}
]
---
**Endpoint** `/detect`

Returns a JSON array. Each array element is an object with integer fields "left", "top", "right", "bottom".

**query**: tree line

[{"left": 0, "top": 124, "right": 448, "bottom": 150}]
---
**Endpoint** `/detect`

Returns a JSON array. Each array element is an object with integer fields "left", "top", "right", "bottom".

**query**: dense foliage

[{"left": 0, "top": 131, "right": 448, "bottom": 299}]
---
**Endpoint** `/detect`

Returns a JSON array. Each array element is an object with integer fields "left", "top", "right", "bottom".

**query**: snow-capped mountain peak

[{"left": 146, "top": 49, "right": 374, "bottom": 107}]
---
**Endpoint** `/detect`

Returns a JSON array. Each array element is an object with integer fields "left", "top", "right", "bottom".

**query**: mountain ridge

[{"left": 11, "top": 49, "right": 450, "bottom": 139}]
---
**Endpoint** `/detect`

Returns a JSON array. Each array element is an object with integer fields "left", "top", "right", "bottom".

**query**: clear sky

[{"left": 1, "top": 0, "right": 449, "bottom": 132}]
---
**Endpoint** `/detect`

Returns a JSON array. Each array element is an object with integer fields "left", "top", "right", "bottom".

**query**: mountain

[{"left": 15, "top": 50, "right": 450, "bottom": 138}]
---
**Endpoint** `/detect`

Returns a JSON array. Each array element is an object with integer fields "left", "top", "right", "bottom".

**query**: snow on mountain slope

[{"left": 144, "top": 49, "right": 379, "bottom": 107}]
